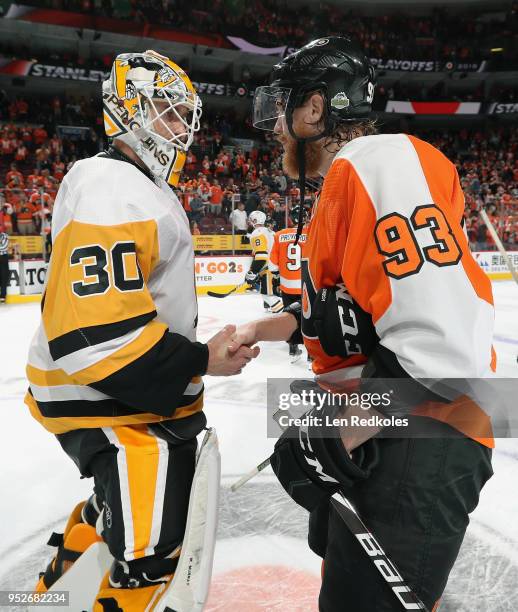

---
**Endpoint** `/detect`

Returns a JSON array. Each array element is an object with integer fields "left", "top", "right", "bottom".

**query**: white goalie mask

[{"left": 102, "top": 50, "right": 202, "bottom": 186}]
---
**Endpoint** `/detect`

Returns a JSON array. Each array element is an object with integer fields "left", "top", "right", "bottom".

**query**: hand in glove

[{"left": 245, "top": 270, "right": 259, "bottom": 285}]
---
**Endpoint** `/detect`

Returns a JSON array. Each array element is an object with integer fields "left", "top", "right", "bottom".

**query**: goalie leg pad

[
  {"left": 152, "top": 427, "right": 221, "bottom": 612},
  {"left": 36, "top": 495, "right": 102, "bottom": 593}
]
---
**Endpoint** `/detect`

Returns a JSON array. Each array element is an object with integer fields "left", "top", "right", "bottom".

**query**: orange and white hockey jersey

[
  {"left": 25, "top": 152, "right": 206, "bottom": 434},
  {"left": 302, "top": 134, "right": 495, "bottom": 444},
  {"left": 268, "top": 227, "right": 308, "bottom": 295}
]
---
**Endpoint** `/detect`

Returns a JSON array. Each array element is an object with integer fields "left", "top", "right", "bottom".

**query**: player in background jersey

[
  {"left": 268, "top": 205, "right": 308, "bottom": 361},
  {"left": 26, "top": 50, "right": 258, "bottom": 611},
  {"left": 230, "top": 37, "right": 494, "bottom": 611},
  {"left": 245, "top": 210, "right": 283, "bottom": 313}
]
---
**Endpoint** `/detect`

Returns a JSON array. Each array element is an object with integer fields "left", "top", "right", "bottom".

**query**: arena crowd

[{"left": 0, "top": 92, "right": 516, "bottom": 252}]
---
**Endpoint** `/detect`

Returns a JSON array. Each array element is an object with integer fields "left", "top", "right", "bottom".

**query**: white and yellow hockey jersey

[
  {"left": 25, "top": 151, "right": 207, "bottom": 434},
  {"left": 249, "top": 226, "right": 275, "bottom": 266}
]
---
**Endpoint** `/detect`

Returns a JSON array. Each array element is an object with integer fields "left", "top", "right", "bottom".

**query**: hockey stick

[
  {"left": 231, "top": 457, "right": 427, "bottom": 610},
  {"left": 480, "top": 208, "right": 518, "bottom": 285},
  {"left": 230, "top": 457, "right": 271, "bottom": 492},
  {"left": 231, "top": 408, "right": 428, "bottom": 611},
  {"left": 230, "top": 410, "right": 284, "bottom": 491},
  {"left": 330, "top": 492, "right": 428, "bottom": 611},
  {"left": 207, "top": 270, "right": 267, "bottom": 298},
  {"left": 207, "top": 281, "right": 249, "bottom": 299}
]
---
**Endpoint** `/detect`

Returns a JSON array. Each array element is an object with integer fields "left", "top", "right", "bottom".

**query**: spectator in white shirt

[{"left": 229, "top": 202, "right": 248, "bottom": 234}]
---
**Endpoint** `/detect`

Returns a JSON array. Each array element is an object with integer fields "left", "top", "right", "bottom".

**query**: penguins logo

[{"left": 157, "top": 66, "right": 178, "bottom": 87}]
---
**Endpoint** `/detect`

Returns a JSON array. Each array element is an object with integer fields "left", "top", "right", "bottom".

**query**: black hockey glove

[
  {"left": 245, "top": 269, "right": 259, "bottom": 285},
  {"left": 270, "top": 381, "right": 379, "bottom": 513},
  {"left": 312, "top": 284, "right": 378, "bottom": 358}
]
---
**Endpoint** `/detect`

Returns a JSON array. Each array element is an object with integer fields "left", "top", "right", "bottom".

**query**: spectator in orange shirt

[
  {"left": 17, "top": 194, "right": 38, "bottom": 235},
  {"left": 21, "top": 125, "right": 33, "bottom": 146},
  {"left": 40, "top": 169, "right": 57, "bottom": 195},
  {"left": 184, "top": 178, "right": 198, "bottom": 192},
  {"left": 197, "top": 176, "right": 211, "bottom": 205},
  {"left": 186, "top": 151, "right": 197, "bottom": 173},
  {"left": 6, "top": 163, "right": 24, "bottom": 188},
  {"left": 53, "top": 159, "right": 66, "bottom": 182},
  {"left": 33, "top": 126, "right": 48, "bottom": 146},
  {"left": 267, "top": 192, "right": 280, "bottom": 214},
  {"left": 0, "top": 134, "right": 13, "bottom": 159},
  {"left": 29, "top": 190, "right": 53, "bottom": 215},
  {"left": 209, "top": 179, "right": 223, "bottom": 215},
  {"left": 17, "top": 98, "right": 28, "bottom": 120},
  {"left": 49, "top": 135, "right": 62, "bottom": 156},
  {"left": 14, "top": 144, "right": 28, "bottom": 163},
  {"left": 201, "top": 155, "right": 211, "bottom": 175},
  {"left": 0, "top": 199, "right": 13, "bottom": 235},
  {"left": 26, "top": 169, "right": 43, "bottom": 190},
  {"left": 214, "top": 153, "right": 227, "bottom": 177},
  {"left": 220, "top": 151, "right": 230, "bottom": 172}
]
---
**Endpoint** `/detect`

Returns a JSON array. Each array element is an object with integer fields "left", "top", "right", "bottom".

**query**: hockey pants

[
  {"left": 57, "top": 421, "right": 197, "bottom": 563},
  {"left": 311, "top": 417, "right": 493, "bottom": 611}
]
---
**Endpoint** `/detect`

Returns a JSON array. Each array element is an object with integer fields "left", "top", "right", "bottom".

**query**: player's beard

[{"left": 280, "top": 136, "right": 323, "bottom": 179}]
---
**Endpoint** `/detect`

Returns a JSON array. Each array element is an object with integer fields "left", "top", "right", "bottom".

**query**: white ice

[{"left": 0, "top": 281, "right": 517, "bottom": 610}]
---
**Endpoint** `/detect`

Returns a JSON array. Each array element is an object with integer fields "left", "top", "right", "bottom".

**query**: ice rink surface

[{"left": 0, "top": 280, "right": 517, "bottom": 611}]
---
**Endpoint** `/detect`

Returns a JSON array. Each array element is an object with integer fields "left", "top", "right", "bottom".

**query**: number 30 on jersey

[{"left": 70, "top": 241, "right": 144, "bottom": 297}]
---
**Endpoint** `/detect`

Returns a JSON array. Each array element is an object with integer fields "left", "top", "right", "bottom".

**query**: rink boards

[{"left": 4, "top": 252, "right": 517, "bottom": 304}]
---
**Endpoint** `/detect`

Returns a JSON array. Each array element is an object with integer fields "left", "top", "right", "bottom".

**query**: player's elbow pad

[{"left": 312, "top": 284, "right": 378, "bottom": 358}]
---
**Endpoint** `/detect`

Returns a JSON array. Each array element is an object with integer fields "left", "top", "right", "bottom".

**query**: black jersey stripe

[
  {"left": 48, "top": 310, "right": 157, "bottom": 361},
  {"left": 29, "top": 385, "right": 204, "bottom": 419},
  {"left": 88, "top": 330, "right": 208, "bottom": 416}
]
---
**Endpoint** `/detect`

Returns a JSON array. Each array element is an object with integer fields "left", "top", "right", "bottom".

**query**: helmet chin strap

[
  {"left": 285, "top": 101, "right": 330, "bottom": 246},
  {"left": 295, "top": 139, "right": 306, "bottom": 246}
]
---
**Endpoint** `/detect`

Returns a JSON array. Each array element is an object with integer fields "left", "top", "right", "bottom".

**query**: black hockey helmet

[
  {"left": 253, "top": 36, "right": 375, "bottom": 245},
  {"left": 253, "top": 36, "right": 376, "bottom": 140},
  {"left": 289, "top": 205, "right": 309, "bottom": 225}
]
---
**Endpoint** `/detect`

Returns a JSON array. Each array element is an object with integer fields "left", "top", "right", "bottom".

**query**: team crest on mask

[{"left": 157, "top": 66, "right": 178, "bottom": 87}]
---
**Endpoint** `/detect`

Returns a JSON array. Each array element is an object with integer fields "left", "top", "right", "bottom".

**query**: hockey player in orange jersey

[
  {"left": 268, "top": 205, "right": 308, "bottom": 361},
  {"left": 27, "top": 50, "right": 259, "bottom": 611},
  {"left": 230, "top": 37, "right": 494, "bottom": 611}
]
